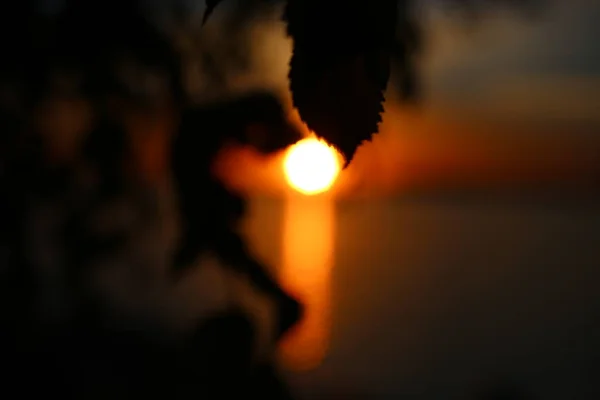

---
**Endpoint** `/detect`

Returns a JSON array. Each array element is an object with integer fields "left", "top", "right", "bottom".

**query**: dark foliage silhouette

[
  {"left": 172, "top": 91, "right": 304, "bottom": 338},
  {"left": 0, "top": 0, "right": 540, "bottom": 397},
  {"left": 0, "top": 0, "right": 306, "bottom": 397},
  {"left": 285, "top": 0, "right": 399, "bottom": 166}
]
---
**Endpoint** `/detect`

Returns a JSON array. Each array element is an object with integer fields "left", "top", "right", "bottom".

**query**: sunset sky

[
  {"left": 204, "top": 0, "right": 600, "bottom": 196},
  {"left": 373, "top": 0, "right": 600, "bottom": 193}
]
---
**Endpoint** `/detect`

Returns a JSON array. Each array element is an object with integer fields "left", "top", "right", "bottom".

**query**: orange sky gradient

[
  {"left": 206, "top": 0, "right": 600, "bottom": 199},
  {"left": 215, "top": 102, "right": 600, "bottom": 199}
]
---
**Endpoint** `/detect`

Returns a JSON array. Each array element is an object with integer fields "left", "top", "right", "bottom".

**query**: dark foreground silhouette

[{"left": 1, "top": 2, "right": 301, "bottom": 398}]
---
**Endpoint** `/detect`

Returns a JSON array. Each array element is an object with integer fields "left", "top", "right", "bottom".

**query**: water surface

[{"left": 243, "top": 195, "right": 600, "bottom": 399}]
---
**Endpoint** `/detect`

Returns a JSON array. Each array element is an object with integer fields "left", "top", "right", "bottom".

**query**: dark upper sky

[
  {"left": 420, "top": 0, "right": 600, "bottom": 126},
  {"left": 186, "top": 0, "right": 600, "bottom": 127}
]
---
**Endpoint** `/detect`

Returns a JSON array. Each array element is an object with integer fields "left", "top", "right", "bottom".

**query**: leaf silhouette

[{"left": 284, "top": 0, "right": 399, "bottom": 166}]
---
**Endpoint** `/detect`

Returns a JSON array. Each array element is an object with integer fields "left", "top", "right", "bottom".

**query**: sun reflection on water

[{"left": 278, "top": 194, "right": 335, "bottom": 371}]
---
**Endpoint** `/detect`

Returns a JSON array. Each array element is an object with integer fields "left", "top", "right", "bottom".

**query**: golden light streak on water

[{"left": 278, "top": 194, "right": 335, "bottom": 371}]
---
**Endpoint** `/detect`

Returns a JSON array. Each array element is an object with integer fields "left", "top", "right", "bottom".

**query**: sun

[{"left": 283, "top": 137, "right": 341, "bottom": 195}]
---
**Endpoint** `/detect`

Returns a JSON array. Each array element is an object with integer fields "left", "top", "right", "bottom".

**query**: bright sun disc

[{"left": 283, "top": 137, "right": 341, "bottom": 195}]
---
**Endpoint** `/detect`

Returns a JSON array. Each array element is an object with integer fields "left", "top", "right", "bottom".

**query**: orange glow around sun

[{"left": 283, "top": 137, "right": 341, "bottom": 195}]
